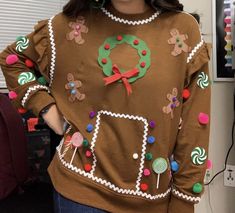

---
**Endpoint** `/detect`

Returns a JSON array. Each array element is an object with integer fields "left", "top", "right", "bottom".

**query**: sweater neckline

[{"left": 101, "top": 4, "right": 161, "bottom": 25}]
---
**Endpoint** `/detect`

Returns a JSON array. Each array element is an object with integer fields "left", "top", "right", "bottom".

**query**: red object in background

[{"left": 27, "top": 118, "right": 39, "bottom": 132}]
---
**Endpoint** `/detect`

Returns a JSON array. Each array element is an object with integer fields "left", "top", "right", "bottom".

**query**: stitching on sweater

[
  {"left": 101, "top": 7, "right": 161, "bottom": 26},
  {"left": 48, "top": 16, "right": 56, "bottom": 87},
  {"left": 56, "top": 111, "right": 171, "bottom": 200},
  {"left": 21, "top": 85, "right": 50, "bottom": 107},
  {"left": 187, "top": 36, "right": 204, "bottom": 64},
  {"left": 172, "top": 188, "right": 201, "bottom": 203},
  {"left": 57, "top": 143, "right": 171, "bottom": 200}
]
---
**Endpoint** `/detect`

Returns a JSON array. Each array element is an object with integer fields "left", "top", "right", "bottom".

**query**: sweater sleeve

[
  {"left": 0, "top": 19, "right": 56, "bottom": 117},
  {"left": 169, "top": 16, "right": 211, "bottom": 212}
]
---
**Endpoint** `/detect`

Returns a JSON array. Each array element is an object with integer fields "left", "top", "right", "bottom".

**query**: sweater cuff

[
  {"left": 168, "top": 195, "right": 194, "bottom": 213},
  {"left": 25, "top": 90, "right": 56, "bottom": 117}
]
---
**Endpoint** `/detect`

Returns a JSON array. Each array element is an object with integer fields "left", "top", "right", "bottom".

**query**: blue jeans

[{"left": 53, "top": 190, "right": 107, "bottom": 213}]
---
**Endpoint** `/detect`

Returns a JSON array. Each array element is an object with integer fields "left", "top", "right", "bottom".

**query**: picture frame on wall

[{"left": 212, "top": 0, "right": 235, "bottom": 81}]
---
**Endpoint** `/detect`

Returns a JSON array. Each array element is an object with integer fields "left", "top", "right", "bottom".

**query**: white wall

[{"left": 180, "top": 0, "right": 235, "bottom": 213}]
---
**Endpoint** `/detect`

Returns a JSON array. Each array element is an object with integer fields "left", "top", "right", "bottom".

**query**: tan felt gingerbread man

[
  {"left": 162, "top": 88, "right": 180, "bottom": 119},
  {"left": 168, "top": 28, "right": 191, "bottom": 56},
  {"left": 66, "top": 16, "right": 88, "bottom": 44},
  {"left": 65, "top": 73, "right": 85, "bottom": 102}
]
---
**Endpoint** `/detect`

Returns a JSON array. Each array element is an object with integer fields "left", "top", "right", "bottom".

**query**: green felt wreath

[{"left": 98, "top": 34, "right": 151, "bottom": 83}]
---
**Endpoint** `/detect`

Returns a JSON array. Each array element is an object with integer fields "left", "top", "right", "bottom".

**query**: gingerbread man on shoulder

[{"left": 168, "top": 28, "right": 191, "bottom": 56}]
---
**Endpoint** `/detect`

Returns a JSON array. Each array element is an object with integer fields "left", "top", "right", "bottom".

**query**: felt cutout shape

[
  {"left": 197, "top": 72, "right": 209, "bottom": 89},
  {"left": 65, "top": 73, "right": 85, "bottom": 102},
  {"left": 168, "top": 29, "right": 191, "bottom": 56},
  {"left": 66, "top": 16, "right": 88, "bottom": 44},
  {"left": 18, "top": 72, "right": 36, "bottom": 85},
  {"left": 16, "top": 36, "right": 29, "bottom": 53},
  {"left": 191, "top": 147, "right": 207, "bottom": 165},
  {"left": 162, "top": 88, "right": 180, "bottom": 119}
]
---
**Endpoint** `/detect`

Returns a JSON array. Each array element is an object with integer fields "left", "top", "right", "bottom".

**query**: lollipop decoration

[
  {"left": 191, "top": 147, "right": 207, "bottom": 165},
  {"left": 70, "top": 132, "right": 84, "bottom": 165},
  {"left": 152, "top": 157, "right": 168, "bottom": 189},
  {"left": 197, "top": 72, "right": 209, "bottom": 89},
  {"left": 18, "top": 72, "right": 36, "bottom": 85},
  {"left": 16, "top": 36, "right": 29, "bottom": 53}
]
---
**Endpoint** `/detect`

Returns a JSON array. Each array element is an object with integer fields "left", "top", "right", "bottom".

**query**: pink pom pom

[
  {"left": 143, "top": 169, "right": 151, "bottom": 177},
  {"left": 198, "top": 113, "right": 209, "bottom": 125},
  {"left": 8, "top": 91, "right": 18, "bottom": 100},
  {"left": 207, "top": 160, "right": 212, "bottom": 170},
  {"left": 6, "top": 54, "right": 19, "bottom": 65}
]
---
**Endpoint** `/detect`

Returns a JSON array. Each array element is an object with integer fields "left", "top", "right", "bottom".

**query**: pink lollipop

[{"left": 70, "top": 132, "right": 83, "bottom": 165}]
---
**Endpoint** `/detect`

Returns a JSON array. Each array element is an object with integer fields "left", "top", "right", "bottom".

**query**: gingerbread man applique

[
  {"left": 162, "top": 88, "right": 180, "bottom": 119},
  {"left": 168, "top": 29, "right": 191, "bottom": 56},
  {"left": 65, "top": 73, "right": 85, "bottom": 102},
  {"left": 66, "top": 16, "right": 88, "bottom": 45}
]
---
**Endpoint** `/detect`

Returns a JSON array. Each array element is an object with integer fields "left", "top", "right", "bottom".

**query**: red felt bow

[{"left": 103, "top": 64, "right": 139, "bottom": 95}]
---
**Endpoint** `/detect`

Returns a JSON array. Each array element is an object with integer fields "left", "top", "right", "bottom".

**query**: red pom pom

[
  {"left": 133, "top": 39, "right": 139, "bottom": 45},
  {"left": 25, "top": 59, "right": 34, "bottom": 68},
  {"left": 117, "top": 35, "right": 123, "bottom": 41},
  {"left": 182, "top": 88, "right": 190, "bottom": 100},
  {"left": 84, "top": 164, "right": 92, "bottom": 172},
  {"left": 8, "top": 91, "right": 17, "bottom": 100},
  {"left": 102, "top": 58, "right": 107, "bottom": 64},
  {"left": 142, "top": 50, "right": 147, "bottom": 56},
  {"left": 85, "top": 150, "right": 92, "bottom": 158},
  {"left": 140, "top": 183, "right": 148, "bottom": 191},
  {"left": 140, "top": 62, "right": 146, "bottom": 68},
  {"left": 104, "top": 44, "right": 110, "bottom": 50}
]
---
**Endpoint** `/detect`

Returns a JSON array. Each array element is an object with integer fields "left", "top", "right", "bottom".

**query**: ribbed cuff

[
  {"left": 25, "top": 90, "right": 56, "bottom": 117},
  {"left": 168, "top": 195, "right": 194, "bottom": 213}
]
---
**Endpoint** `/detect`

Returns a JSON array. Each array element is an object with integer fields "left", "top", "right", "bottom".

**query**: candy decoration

[
  {"left": 171, "top": 160, "right": 179, "bottom": 172},
  {"left": 140, "top": 183, "right": 149, "bottom": 191},
  {"left": 25, "top": 59, "right": 34, "bottom": 68},
  {"left": 86, "top": 124, "right": 94, "bottom": 132},
  {"left": 8, "top": 91, "right": 17, "bottom": 100},
  {"left": 191, "top": 147, "right": 207, "bottom": 165},
  {"left": 70, "top": 132, "right": 84, "bottom": 165},
  {"left": 86, "top": 150, "right": 92, "bottom": 158},
  {"left": 197, "top": 72, "right": 209, "bottom": 89},
  {"left": 207, "top": 159, "right": 212, "bottom": 170},
  {"left": 18, "top": 108, "right": 27, "bottom": 114},
  {"left": 133, "top": 153, "right": 139, "bottom": 160},
  {"left": 147, "top": 136, "right": 155, "bottom": 144},
  {"left": 18, "top": 72, "right": 36, "bottom": 85},
  {"left": 182, "top": 88, "right": 190, "bottom": 100},
  {"left": 149, "top": 120, "right": 156, "bottom": 129},
  {"left": 143, "top": 169, "right": 151, "bottom": 177},
  {"left": 37, "top": 76, "right": 47, "bottom": 85},
  {"left": 198, "top": 113, "right": 209, "bottom": 125},
  {"left": 6, "top": 54, "right": 19, "bottom": 65},
  {"left": 16, "top": 36, "right": 29, "bottom": 53},
  {"left": 89, "top": 111, "right": 96, "bottom": 119},
  {"left": 84, "top": 163, "right": 92, "bottom": 172},
  {"left": 192, "top": 183, "right": 203, "bottom": 193},
  {"left": 152, "top": 157, "right": 168, "bottom": 189},
  {"left": 145, "top": 153, "right": 153, "bottom": 160},
  {"left": 83, "top": 139, "right": 89, "bottom": 147}
]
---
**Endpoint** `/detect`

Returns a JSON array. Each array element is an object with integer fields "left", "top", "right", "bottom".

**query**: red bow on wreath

[{"left": 103, "top": 64, "right": 139, "bottom": 95}]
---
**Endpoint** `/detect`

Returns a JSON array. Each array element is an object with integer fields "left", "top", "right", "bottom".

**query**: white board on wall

[{"left": 0, "top": 0, "right": 68, "bottom": 89}]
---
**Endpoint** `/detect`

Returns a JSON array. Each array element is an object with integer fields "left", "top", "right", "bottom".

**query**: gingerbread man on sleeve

[{"left": 168, "top": 28, "right": 191, "bottom": 56}]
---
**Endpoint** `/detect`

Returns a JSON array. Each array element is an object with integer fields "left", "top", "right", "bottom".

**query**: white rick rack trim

[
  {"left": 187, "top": 35, "right": 204, "bottom": 64},
  {"left": 172, "top": 188, "right": 201, "bottom": 203},
  {"left": 56, "top": 110, "right": 171, "bottom": 200},
  {"left": 101, "top": 7, "right": 161, "bottom": 25},
  {"left": 21, "top": 85, "right": 50, "bottom": 107},
  {"left": 48, "top": 16, "right": 56, "bottom": 87}
]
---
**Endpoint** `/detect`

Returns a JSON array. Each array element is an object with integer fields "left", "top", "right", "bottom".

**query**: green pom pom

[
  {"left": 83, "top": 139, "right": 89, "bottom": 147},
  {"left": 193, "top": 183, "right": 203, "bottom": 194},
  {"left": 145, "top": 153, "right": 153, "bottom": 160},
  {"left": 37, "top": 76, "right": 47, "bottom": 85}
]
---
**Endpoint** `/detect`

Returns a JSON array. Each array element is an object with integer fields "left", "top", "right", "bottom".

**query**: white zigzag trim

[
  {"left": 48, "top": 16, "right": 56, "bottom": 87},
  {"left": 101, "top": 7, "right": 161, "bottom": 25},
  {"left": 56, "top": 110, "right": 171, "bottom": 200},
  {"left": 187, "top": 35, "right": 204, "bottom": 64},
  {"left": 21, "top": 85, "right": 50, "bottom": 107},
  {"left": 172, "top": 188, "right": 201, "bottom": 203}
]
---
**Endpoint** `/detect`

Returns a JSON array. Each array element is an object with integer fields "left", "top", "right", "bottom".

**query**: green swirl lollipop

[{"left": 152, "top": 157, "right": 168, "bottom": 189}]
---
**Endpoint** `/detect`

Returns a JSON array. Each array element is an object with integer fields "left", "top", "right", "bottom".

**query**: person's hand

[{"left": 42, "top": 104, "right": 65, "bottom": 135}]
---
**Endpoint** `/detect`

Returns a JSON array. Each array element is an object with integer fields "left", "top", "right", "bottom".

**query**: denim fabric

[{"left": 53, "top": 190, "right": 108, "bottom": 213}]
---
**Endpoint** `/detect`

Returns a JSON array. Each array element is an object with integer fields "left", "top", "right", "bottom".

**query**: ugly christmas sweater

[{"left": 0, "top": 5, "right": 211, "bottom": 213}]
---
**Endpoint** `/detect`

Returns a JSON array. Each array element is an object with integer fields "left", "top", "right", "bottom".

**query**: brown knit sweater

[{"left": 0, "top": 5, "right": 211, "bottom": 213}]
